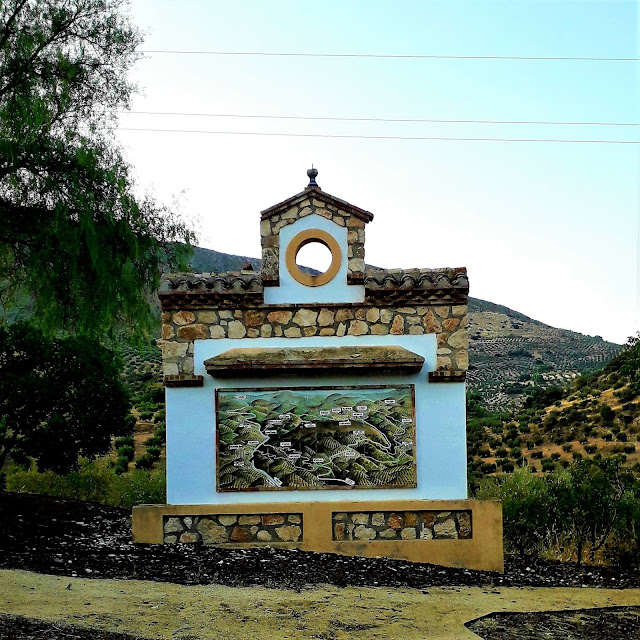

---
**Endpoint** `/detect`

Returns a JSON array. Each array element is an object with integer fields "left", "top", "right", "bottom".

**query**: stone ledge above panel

[{"left": 204, "top": 345, "right": 425, "bottom": 376}]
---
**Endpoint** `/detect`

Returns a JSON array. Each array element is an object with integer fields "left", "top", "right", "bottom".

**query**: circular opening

[
  {"left": 285, "top": 229, "right": 342, "bottom": 287},
  {"left": 295, "top": 240, "right": 333, "bottom": 275}
]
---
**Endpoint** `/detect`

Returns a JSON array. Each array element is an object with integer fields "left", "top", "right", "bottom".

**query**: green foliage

[
  {"left": 0, "top": 323, "right": 131, "bottom": 474},
  {"left": 6, "top": 458, "right": 165, "bottom": 508},
  {"left": 146, "top": 445, "right": 161, "bottom": 460},
  {"left": 541, "top": 458, "right": 555, "bottom": 472},
  {"left": 476, "top": 459, "right": 640, "bottom": 564},
  {"left": 476, "top": 469, "right": 554, "bottom": 557},
  {"left": 135, "top": 454, "right": 155, "bottom": 470},
  {"left": 600, "top": 405, "right": 616, "bottom": 422},
  {"left": 523, "top": 386, "right": 564, "bottom": 411},
  {"left": 116, "top": 445, "right": 134, "bottom": 461},
  {"left": 115, "top": 436, "right": 134, "bottom": 449},
  {"left": 554, "top": 458, "right": 637, "bottom": 564},
  {"left": 114, "top": 457, "right": 129, "bottom": 475},
  {"left": 0, "top": 0, "right": 194, "bottom": 338}
]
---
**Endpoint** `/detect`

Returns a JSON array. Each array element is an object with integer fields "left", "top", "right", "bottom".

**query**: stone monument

[{"left": 132, "top": 169, "right": 503, "bottom": 572}]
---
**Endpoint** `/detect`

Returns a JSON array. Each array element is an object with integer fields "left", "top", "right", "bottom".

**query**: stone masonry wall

[
  {"left": 261, "top": 194, "right": 366, "bottom": 286},
  {"left": 332, "top": 510, "right": 472, "bottom": 542},
  {"left": 163, "top": 513, "right": 303, "bottom": 544},
  {"left": 161, "top": 303, "right": 468, "bottom": 377}
]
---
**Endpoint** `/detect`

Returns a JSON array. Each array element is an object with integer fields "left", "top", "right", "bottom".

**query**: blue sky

[{"left": 117, "top": 1, "right": 639, "bottom": 344}]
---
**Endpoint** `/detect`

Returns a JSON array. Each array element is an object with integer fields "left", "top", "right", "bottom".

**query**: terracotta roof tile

[
  {"left": 159, "top": 272, "right": 263, "bottom": 296},
  {"left": 260, "top": 186, "right": 373, "bottom": 222}
]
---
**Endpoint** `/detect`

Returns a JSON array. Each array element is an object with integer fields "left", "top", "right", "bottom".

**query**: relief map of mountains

[{"left": 216, "top": 386, "right": 416, "bottom": 491}]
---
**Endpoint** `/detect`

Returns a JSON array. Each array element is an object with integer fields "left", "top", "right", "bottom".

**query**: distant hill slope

[
  {"left": 187, "top": 246, "right": 622, "bottom": 408},
  {"left": 187, "top": 246, "right": 260, "bottom": 273},
  {"left": 466, "top": 336, "right": 640, "bottom": 483},
  {"left": 467, "top": 303, "right": 620, "bottom": 410}
]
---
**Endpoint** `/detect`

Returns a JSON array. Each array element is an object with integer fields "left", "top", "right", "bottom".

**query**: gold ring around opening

[{"left": 285, "top": 229, "right": 342, "bottom": 287}]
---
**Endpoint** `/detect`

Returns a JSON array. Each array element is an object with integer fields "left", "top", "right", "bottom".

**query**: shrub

[
  {"left": 138, "top": 407, "right": 155, "bottom": 421},
  {"left": 562, "top": 443, "right": 573, "bottom": 453},
  {"left": 146, "top": 445, "right": 161, "bottom": 460},
  {"left": 495, "top": 447, "right": 508, "bottom": 458},
  {"left": 600, "top": 405, "right": 616, "bottom": 422},
  {"left": 572, "top": 452, "right": 583, "bottom": 461},
  {"left": 135, "top": 454, "right": 155, "bottom": 470},
  {"left": 476, "top": 469, "right": 553, "bottom": 557},
  {"left": 6, "top": 459, "right": 165, "bottom": 508},
  {"left": 623, "top": 444, "right": 636, "bottom": 454},
  {"left": 555, "top": 458, "right": 637, "bottom": 564},
  {"left": 541, "top": 458, "right": 555, "bottom": 472},
  {"left": 551, "top": 452, "right": 561, "bottom": 461},
  {"left": 616, "top": 432, "right": 628, "bottom": 442},
  {"left": 531, "top": 451, "right": 543, "bottom": 459},
  {"left": 117, "top": 445, "right": 134, "bottom": 461},
  {"left": 584, "top": 444, "right": 598, "bottom": 454},
  {"left": 115, "top": 436, "right": 134, "bottom": 449},
  {"left": 114, "top": 457, "right": 129, "bottom": 475}
]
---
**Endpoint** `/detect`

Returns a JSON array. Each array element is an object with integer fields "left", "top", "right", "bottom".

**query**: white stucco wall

[
  {"left": 166, "top": 333, "right": 467, "bottom": 505},
  {"left": 263, "top": 214, "right": 365, "bottom": 305}
]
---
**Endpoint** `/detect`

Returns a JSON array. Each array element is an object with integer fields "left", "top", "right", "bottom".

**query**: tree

[
  {"left": 0, "top": 0, "right": 193, "bottom": 338},
  {"left": 554, "top": 457, "right": 637, "bottom": 564},
  {"left": 0, "top": 322, "right": 132, "bottom": 475}
]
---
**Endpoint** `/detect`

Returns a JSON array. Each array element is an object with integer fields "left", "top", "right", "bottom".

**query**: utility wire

[
  {"left": 117, "top": 127, "right": 639, "bottom": 144},
  {"left": 120, "top": 110, "right": 640, "bottom": 127},
  {"left": 139, "top": 50, "right": 639, "bottom": 62}
]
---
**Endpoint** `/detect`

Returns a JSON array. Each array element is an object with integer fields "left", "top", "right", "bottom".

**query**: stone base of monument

[{"left": 132, "top": 499, "right": 503, "bottom": 572}]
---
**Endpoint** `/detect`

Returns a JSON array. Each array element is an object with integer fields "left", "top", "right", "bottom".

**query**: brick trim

[
  {"left": 428, "top": 370, "right": 467, "bottom": 383},
  {"left": 164, "top": 374, "right": 204, "bottom": 388}
]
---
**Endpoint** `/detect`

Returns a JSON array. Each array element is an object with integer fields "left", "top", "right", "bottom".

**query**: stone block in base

[{"left": 133, "top": 499, "right": 503, "bottom": 573}]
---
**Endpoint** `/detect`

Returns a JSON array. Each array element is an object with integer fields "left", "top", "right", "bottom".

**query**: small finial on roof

[{"left": 306, "top": 166, "right": 319, "bottom": 189}]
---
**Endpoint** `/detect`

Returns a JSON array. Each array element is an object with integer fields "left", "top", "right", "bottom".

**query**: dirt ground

[
  {"left": 2, "top": 569, "right": 640, "bottom": 640},
  {"left": 1, "top": 492, "right": 640, "bottom": 639}
]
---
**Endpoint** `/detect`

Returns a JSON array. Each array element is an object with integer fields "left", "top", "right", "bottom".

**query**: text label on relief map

[{"left": 215, "top": 385, "right": 416, "bottom": 492}]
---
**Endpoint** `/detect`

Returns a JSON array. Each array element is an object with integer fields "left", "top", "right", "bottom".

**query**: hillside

[
  {"left": 467, "top": 299, "right": 619, "bottom": 410},
  {"left": 189, "top": 245, "right": 621, "bottom": 409},
  {"left": 467, "top": 336, "right": 640, "bottom": 487}
]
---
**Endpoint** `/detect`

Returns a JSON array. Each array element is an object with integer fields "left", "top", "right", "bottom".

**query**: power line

[
  {"left": 116, "top": 127, "right": 639, "bottom": 144},
  {"left": 121, "top": 110, "right": 640, "bottom": 127},
  {"left": 139, "top": 49, "right": 639, "bottom": 62}
]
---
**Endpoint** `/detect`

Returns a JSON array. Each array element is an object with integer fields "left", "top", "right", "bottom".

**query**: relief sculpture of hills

[{"left": 185, "top": 247, "right": 622, "bottom": 409}]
